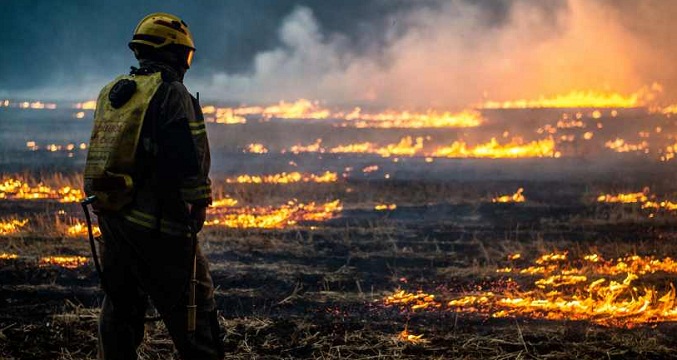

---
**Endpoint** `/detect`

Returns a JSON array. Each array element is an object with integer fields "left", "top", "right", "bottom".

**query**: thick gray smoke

[
  {"left": 200, "top": 0, "right": 676, "bottom": 108},
  {"left": 1, "top": 0, "right": 675, "bottom": 106}
]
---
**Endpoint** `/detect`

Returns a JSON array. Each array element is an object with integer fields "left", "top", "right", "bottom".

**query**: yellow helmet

[{"left": 129, "top": 12, "right": 195, "bottom": 51}]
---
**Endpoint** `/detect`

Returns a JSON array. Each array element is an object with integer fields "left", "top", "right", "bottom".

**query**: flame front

[
  {"left": 386, "top": 252, "right": 677, "bottom": 328},
  {"left": 480, "top": 85, "right": 661, "bottom": 109},
  {"left": 206, "top": 199, "right": 342, "bottom": 229},
  {"left": 225, "top": 171, "right": 338, "bottom": 184},
  {"left": 39, "top": 256, "right": 88, "bottom": 269},
  {"left": 0, "top": 178, "right": 83, "bottom": 203},
  {"left": 431, "top": 138, "right": 558, "bottom": 159},
  {"left": 0, "top": 218, "right": 29, "bottom": 235}
]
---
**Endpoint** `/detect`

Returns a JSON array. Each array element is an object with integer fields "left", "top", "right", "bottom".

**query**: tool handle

[{"left": 186, "top": 304, "right": 197, "bottom": 332}]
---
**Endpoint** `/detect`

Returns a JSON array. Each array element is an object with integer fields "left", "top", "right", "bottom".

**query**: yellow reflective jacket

[
  {"left": 85, "top": 66, "right": 212, "bottom": 237},
  {"left": 84, "top": 72, "right": 163, "bottom": 211}
]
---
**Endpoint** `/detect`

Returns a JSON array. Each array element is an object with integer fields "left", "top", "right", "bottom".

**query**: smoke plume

[{"left": 201, "top": 0, "right": 673, "bottom": 108}]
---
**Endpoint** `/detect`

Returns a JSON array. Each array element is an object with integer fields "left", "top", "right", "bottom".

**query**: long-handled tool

[
  {"left": 187, "top": 224, "right": 199, "bottom": 333},
  {"left": 81, "top": 195, "right": 105, "bottom": 287}
]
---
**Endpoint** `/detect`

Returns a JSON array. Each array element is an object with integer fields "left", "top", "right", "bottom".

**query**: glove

[{"left": 188, "top": 204, "right": 207, "bottom": 233}]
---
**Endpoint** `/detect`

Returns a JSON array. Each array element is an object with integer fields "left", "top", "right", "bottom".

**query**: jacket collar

[{"left": 134, "top": 59, "right": 186, "bottom": 82}]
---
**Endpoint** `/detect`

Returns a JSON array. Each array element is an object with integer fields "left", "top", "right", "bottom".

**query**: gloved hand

[{"left": 188, "top": 204, "right": 207, "bottom": 233}]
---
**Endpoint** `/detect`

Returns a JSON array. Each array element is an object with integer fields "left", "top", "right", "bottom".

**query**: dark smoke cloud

[{"left": 1, "top": 0, "right": 676, "bottom": 107}]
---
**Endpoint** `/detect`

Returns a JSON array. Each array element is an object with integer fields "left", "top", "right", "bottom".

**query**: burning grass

[
  {"left": 0, "top": 174, "right": 83, "bottom": 202},
  {"left": 225, "top": 171, "right": 338, "bottom": 184},
  {"left": 386, "top": 251, "right": 677, "bottom": 331},
  {"left": 3, "top": 172, "right": 677, "bottom": 358},
  {"left": 206, "top": 199, "right": 342, "bottom": 229}
]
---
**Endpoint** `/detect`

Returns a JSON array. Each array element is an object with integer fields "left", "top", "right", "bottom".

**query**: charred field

[{"left": 3, "top": 162, "right": 677, "bottom": 359}]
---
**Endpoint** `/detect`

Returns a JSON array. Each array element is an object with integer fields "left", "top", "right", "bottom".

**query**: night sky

[{"left": 1, "top": 0, "right": 676, "bottom": 107}]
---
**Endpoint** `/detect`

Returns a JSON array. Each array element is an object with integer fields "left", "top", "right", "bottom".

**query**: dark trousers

[{"left": 97, "top": 215, "right": 223, "bottom": 360}]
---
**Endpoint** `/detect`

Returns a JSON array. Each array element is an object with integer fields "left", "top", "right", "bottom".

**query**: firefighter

[{"left": 84, "top": 12, "right": 223, "bottom": 359}]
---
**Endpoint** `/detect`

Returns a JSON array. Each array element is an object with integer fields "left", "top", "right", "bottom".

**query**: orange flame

[
  {"left": 0, "top": 218, "right": 29, "bottom": 235},
  {"left": 66, "top": 221, "right": 101, "bottom": 237},
  {"left": 225, "top": 171, "right": 338, "bottom": 184},
  {"left": 480, "top": 84, "right": 661, "bottom": 109},
  {"left": 396, "top": 328, "right": 427, "bottom": 344},
  {"left": 342, "top": 108, "right": 482, "bottom": 129},
  {"left": 245, "top": 143, "right": 269, "bottom": 154},
  {"left": 0, "top": 252, "right": 19, "bottom": 260},
  {"left": 597, "top": 190, "right": 649, "bottom": 204},
  {"left": 605, "top": 138, "right": 649, "bottom": 153},
  {"left": 375, "top": 204, "right": 397, "bottom": 211},
  {"left": 0, "top": 178, "right": 83, "bottom": 202},
  {"left": 39, "top": 256, "right": 88, "bottom": 269},
  {"left": 492, "top": 188, "right": 525, "bottom": 203},
  {"left": 205, "top": 200, "right": 342, "bottom": 229},
  {"left": 388, "top": 252, "right": 677, "bottom": 328},
  {"left": 431, "top": 138, "right": 558, "bottom": 159}
]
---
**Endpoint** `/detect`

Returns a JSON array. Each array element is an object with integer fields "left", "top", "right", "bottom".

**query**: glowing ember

[
  {"left": 605, "top": 138, "right": 649, "bottom": 153},
  {"left": 0, "top": 253, "right": 19, "bottom": 260},
  {"left": 0, "top": 178, "right": 83, "bottom": 203},
  {"left": 211, "top": 197, "right": 239, "bottom": 208},
  {"left": 225, "top": 171, "right": 338, "bottom": 184},
  {"left": 375, "top": 204, "right": 397, "bottom": 211},
  {"left": 362, "top": 165, "right": 379, "bottom": 173},
  {"left": 642, "top": 201, "right": 677, "bottom": 211},
  {"left": 245, "top": 143, "right": 269, "bottom": 154},
  {"left": 396, "top": 328, "right": 427, "bottom": 344},
  {"left": 384, "top": 290, "right": 440, "bottom": 311},
  {"left": 205, "top": 200, "right": 341, "bottom": 229},
  {"left": 492, "top": 188, "right": 525, "bottom": 203},
  {"left": 39, "top": 256, "right": 88, "bottom": 269},
  {"left": 24, "top": 141, "right": 87, "bottom": 152},
  {"left": 0, "top": 218, "right": 29, "bottom": 235},
  {"left": 597, "top": 190, "right": 649, "bottom": 204}
]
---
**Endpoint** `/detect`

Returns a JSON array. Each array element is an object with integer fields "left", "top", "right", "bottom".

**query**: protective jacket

[
  {"left": 85, "top": 59, "right": 212, "bottom": 237},
  {"left": 90, "top": 60, "right": 222, "bottom": 359}
]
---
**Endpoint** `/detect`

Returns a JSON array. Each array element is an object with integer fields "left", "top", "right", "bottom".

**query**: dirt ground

[{"left": 3, "top": 176, "right": 677, "bottom": 359}]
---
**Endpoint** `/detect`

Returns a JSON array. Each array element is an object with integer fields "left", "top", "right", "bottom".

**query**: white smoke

[{"left": 202, "top": 0, "right": 662, "bottom": 109}]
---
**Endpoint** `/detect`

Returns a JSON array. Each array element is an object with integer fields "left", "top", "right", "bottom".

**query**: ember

[
  {"left": 0, "top": 253, "right": 19, "bottom": 260},
  {"left": 375, "top": 204, "right": 397, "bottom": 211},
  {"left": 597, "top": 190, "right": 649, "bottom": 204},
  {"left": 396, "top": 328, "right": 427, "bottom": 344},
  {"left": 479, "top": 85, "right": 660, "bottom": 109}
]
